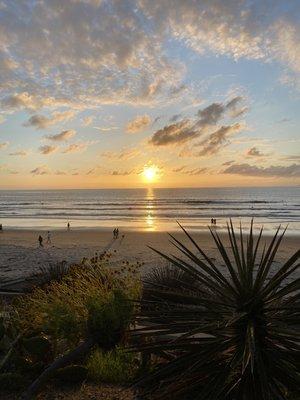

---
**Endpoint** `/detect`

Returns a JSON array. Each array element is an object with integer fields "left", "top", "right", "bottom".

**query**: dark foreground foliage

[
  {"left": 134, "top": 221, "right": 300, "bottom": 400},
  {"left": 0, "top": 255, "right": 141, "bottom": 399}
]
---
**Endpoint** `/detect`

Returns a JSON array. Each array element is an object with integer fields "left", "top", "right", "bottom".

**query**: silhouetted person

[
  {"left": 38, "top": 235, "right": 43, "bottom": 247},
  {"left": 113, "top": 228, "right": 116, "bottom": 238},
  {"left": 67, "top": 222, "right": 70, "bottom": 230},
  {"left": 211, "top": 218, "right": 213, "bottom": 225},
  {"left": 47, "top": 231, "right": 51, "bottom": 244},
  {"left": 116, "top": 228, "right": 119, "bottom": 238},
  {"left": 0, "top": 223, "right": 2, "bottom": 231}
]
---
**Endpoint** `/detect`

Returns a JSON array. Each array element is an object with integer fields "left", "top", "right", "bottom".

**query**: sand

[{"left": 0, "top": 228, "right": 299, "bottom": 282}]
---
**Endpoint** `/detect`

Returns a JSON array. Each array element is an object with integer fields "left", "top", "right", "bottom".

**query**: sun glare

[{"left": 143, "top": 165, "right": 158, "bottom": 183}]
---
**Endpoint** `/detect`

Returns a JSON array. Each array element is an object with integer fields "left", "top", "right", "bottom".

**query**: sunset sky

[{"left": 0, "top": 0, "right": 299, "bottom": 189}]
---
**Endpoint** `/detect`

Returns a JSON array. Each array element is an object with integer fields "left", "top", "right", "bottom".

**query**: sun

[{"left": 142, "top": 165, "right": 159, "bottom": 183}]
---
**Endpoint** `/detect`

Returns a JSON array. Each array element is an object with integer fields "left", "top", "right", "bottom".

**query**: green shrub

[
  {"left": 87, "top": 289, "right": 134, "bottom": 349},
  {"left": 16, "top": 257, "right": 141, "bottom": 348},
  {"left": 87, "top": 347, "right": 138, "bottom": 384}
]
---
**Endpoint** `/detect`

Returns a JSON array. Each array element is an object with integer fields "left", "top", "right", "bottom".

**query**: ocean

[{"left": 0, "top": 187, "right": 299, "bottom": 234}]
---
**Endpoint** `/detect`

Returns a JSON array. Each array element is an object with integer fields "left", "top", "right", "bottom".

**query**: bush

[
  {"left": 87, "top": 290, "right": 134, "bottom": 349},
  {"left": 135, "top": 221, "right": 300, "bottom": 400},
  {"left": 87, "top": 347, "right": 138, "bottom": 384},
  {"left": 16, "top": 256, "right": 141, "bottom": 348}
]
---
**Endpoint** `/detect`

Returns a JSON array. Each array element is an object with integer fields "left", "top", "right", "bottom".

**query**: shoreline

[{"left": 1, "top": 223, "right": 300, "bottom": 236}]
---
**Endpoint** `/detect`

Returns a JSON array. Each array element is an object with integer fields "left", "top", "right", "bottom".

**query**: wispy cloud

[
  {"left": 9, "top": 150, "right": 28, "bottom": 156},
  {"left": 223, "top": 163, "right": 300, "bottom": 177},
  {"left": 172, "top": 165, "right": 208, "bottom": 175},
  {"left": 0, "top": 141, "right": 9, "bottom": 150},
  {"left": 23, "top": 111, "right": 75, "bottom": 129},
  {"left": 126, "top": 115, "right": 151, "bottom": 133},
  {"left": 197, "top": 123, "right": 244, "bottom": 156},
  {"left": 45, "top": 130, "right": 76, "bottom": 142},
  {"left": 82, "top": 116, "right": 94, "bottom": 127},
  {"left": 101, "top": 148, "right": 141, "bottom": 161},
  {"left": 111, "top": 170, "right": 134, "bottom": 176},
  {"left": 93, "top": 126, "right": 119, "bottom": 132},
  {"left": 280, "top": 155, "right": 300, "bottom": 162},
  {"left": 246, "top": 147, "right": 266, "bottom": 157},
  {"left": 30, "top": 165, "right": 51, "bottom": 176},
  {"left": 39, "top": 145, "right": 59, "bottom": 155},
  {"left": 62, "top": 143, "right": 89, "bottom": 154}
]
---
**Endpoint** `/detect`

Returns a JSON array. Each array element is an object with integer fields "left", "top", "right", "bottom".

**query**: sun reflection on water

[{"left": 145, "top": 187, "right": 156, "bottom": 231}]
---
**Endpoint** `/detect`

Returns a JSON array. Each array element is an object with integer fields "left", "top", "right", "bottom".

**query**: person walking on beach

[
  {"left": 38, "top": 235, "right": 43, "bottom": 247},
  {"left": 116, "top": 228, "right": 119, "bottom": 238},
  {"left": 67, "top": 222, "right": 70, "bottom": 231},
  {"left": 113, "top": 228, "right": 116, "bottom": 238},
  {"left": 0, "top": 223, "right": 2, "bottom": 231},
  {"left": 47, "top": 231, "right": 51, "bottom": 244}
]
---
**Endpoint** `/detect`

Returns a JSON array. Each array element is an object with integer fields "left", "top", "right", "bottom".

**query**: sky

[{"left": 0, "top": 0, "right": 299, "bottom": 189}]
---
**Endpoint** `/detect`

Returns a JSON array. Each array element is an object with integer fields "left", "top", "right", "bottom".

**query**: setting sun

[{"left": 143, "top": 166, "right": 159, "bottom": 183}]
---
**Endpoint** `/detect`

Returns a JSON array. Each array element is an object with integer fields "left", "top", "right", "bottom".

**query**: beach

[{"left": 1, "top": 228, "right": 299, "bottom": 281}]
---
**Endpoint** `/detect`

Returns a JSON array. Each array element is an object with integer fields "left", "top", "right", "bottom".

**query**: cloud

[
  {"left": 197, "top": 123, "right": 243, "bottom": 156},
  {"left": 86, "top": 168, "right": 97, "bottom": 176},
  {"left": 101, "top": 148, "right": 140, "bottom": 161},
  {"left": 0, "top": 142, "right": 9, "bottom": 150},
  {"left": 184, "top": 167, "right": 208, "bottom": 175},
  {"left": 1, "top": 92, "right": 62, "bottom": 112},
  {"left": 0, "top": 0, "right": 299, "bottom": 120},
  {"left": 39, "top": 145, "right": 59, "bottom": 155},
  {"left": 94, "top": 126, "right": 119, "bottom": 132},
  {"left": 196, "top": 97, "right": 244, "bottom": 128},
  {"left": 62, "top": 143, "right": 88, "bottom": 154},
  {"left": 9, "top": 150, "right": 28, "bottom": 156},
  {"left": 222, "top": 160, "right": 234, "bottom": 166},
  {"left": 0, "top": 163, "right": 18, "bottom": 174},
  {"left": 223, "top": 163, "right": 300, "bottom": 178},
  {"left": 126, "top": 115, "right": 151, "bottom": 133},
  {"left": 280, "top": 155, "right": 300, "bottom": 162},
  {"left": 169, "top": 114, "right": 182, "bottom": 122},
  {"left": 197, "top": 103, "right": 225, "bottom": 127},
  {"left": 149, "top": 120, "right": 199, "bottom": 146},
  {"left": 23, "top": 111, "right": 75, "bottom": 129},
  {"left": 82, "top": 116, "right": 94, "bottom": 126},
  {"left": 172, "top": 165, "right": 207, "bottom": 175},
  {"left": 0, "top": 2, "right": 184, "bottom": 110},
  {"left": 111, "top": 170, "right": 133, "bottom": 176},
  {"left": 172, "top": 166, "right": 187, "bottom": 173},
  {"left": 46, "top": 130, "right": 76, "bottom": 142},
  {"left": 246, "top": 147, "right": 265, "bottom": 157},
  {"left": 140, "top": 1, "right": 300, "bottom": 82},
  {"left": 30, "top": 165, "right": 51, "bottom": 175},
  {"left": 152, "top": 116, "right": 162, "bottom": 125},
  {"left": 149, "top": 97, "right": 247, "bottom": 150}
]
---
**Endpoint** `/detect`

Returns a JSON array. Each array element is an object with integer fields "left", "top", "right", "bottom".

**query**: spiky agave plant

[{"left": 134, "top": 221, "right": 300, "bottom": 400}]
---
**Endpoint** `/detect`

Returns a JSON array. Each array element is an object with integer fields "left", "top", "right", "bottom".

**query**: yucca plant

[{"left": 134, "top": 220, "right": 300, "bottom": 400}]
